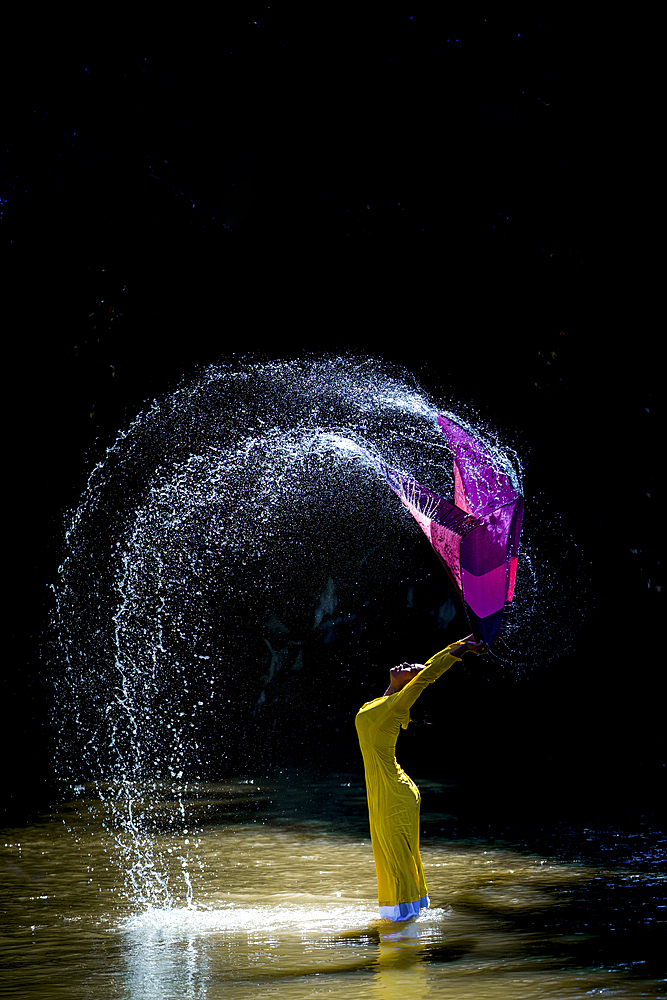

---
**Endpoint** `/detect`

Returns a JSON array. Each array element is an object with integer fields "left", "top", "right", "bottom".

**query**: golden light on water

[{"left": 1, "top": 778, "right": 663, "bottom": 999}]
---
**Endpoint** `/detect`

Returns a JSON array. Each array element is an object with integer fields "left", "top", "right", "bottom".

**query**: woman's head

[{"left": 388, "top": 662, "right": 424, "bottom": 692}]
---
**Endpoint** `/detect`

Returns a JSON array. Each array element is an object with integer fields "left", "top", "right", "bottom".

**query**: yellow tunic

[{"left": 355, "top": 642, "right": 463, "bottom": 919}]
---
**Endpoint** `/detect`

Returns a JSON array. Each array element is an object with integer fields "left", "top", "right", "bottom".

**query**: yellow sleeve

[{"left": 388, "top": 641, "right": 463, "bottom": 716}]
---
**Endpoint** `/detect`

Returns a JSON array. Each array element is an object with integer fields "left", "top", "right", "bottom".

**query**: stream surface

[{"left": 1, "top": 773, "right": 664, "bottom": 998}]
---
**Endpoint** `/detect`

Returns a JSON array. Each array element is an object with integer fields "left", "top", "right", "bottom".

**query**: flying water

[{"left": 46, "top": 355, "right": 586, "bottom": 909}]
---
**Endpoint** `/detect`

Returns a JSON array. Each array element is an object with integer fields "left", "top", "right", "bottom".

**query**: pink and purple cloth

[{"left": 382, "top": 415, "right": 523, "bottom": 647}]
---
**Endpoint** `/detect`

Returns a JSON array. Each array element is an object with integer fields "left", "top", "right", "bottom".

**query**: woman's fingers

[{"left": 456, "top": 636, "right": 490, "bottom": 655}]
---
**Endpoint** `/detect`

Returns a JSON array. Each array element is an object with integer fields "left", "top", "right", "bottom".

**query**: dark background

[{"left": 3, "top": 14, "right": 661, "bottom": 834}]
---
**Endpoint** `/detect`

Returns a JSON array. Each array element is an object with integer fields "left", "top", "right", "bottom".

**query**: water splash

[
  {"left": 123, "top": 900, "right": 383, "bottom": 935},
  {"left": 46, "top": 355, "right": 586, "bottom": 907}
]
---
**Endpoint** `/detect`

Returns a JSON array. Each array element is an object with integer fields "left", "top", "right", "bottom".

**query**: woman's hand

[{"left": 453, "top": 634, "right": 489, "bottom": 656}]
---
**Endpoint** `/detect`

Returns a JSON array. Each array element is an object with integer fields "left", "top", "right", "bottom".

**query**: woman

[{"left": 355, "top": 634, "right": 487, "bottom": 922}]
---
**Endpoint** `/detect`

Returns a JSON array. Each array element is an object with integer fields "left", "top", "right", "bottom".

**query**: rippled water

[{"left": 2, "top": 776, "right": 664, "bottom": 998}]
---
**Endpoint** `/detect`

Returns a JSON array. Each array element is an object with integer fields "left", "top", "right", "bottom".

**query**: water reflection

[{"left": 1, "top": 775, "right": 664, "bottom": 999}]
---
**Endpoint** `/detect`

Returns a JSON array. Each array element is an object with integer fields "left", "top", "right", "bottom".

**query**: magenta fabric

[{"left": 382, "top": 415, "right": 523, "bottom": 647}]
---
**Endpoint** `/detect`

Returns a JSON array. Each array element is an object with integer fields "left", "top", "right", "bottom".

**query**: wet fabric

[
  {"left": 355, "top": 643, "right": 463, "bottom": 919},
  {"left": 379, "top": 896, "right": 429, "bottom": 922},
  {"left": 380, "top": 414, "right": 524, "bottom": 647}
]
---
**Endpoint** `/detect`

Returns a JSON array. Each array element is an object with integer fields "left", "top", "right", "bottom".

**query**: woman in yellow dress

[{"left": 355, "top": 634, "right": 488, "bottom": 921}]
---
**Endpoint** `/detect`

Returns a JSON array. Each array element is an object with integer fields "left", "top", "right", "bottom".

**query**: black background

[{"left": 3, "top": 13, "right": 661, "bottom": 833}]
